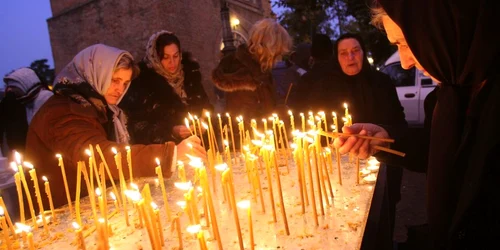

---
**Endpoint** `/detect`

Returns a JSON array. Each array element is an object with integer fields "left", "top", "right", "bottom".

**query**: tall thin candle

[
  {"left": 56, "top": 154, "right": 72, "bottom": 216},
  {"left": 14, "top": 152, "right": 36, "bottom": 228},
  {"left": 155, "top": 158, "right": 172, "bottom": 222},
  {"left": 25, "top": 162, "right": 49, "bottom": 234},
  {"left": 42, "top": 176, "right": 55, "bottom": 220}
]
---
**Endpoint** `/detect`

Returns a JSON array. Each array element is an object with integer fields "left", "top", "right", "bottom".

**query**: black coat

[{"left": 120, "top": 54, "right": 212, "bottom": 144}]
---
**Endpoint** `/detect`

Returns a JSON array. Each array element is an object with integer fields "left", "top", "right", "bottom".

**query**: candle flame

[
  {"left": 109, "top": 192, "right": 116, "bottom": 201},
  {"left": 85, "top": 149, "right": 91, "bottom": 157},
  {"left": 95, "top": 188, "right": 102, "bottom": 196},
  {"left": 130, "top": 183, "right": 139, "bottom": 190},
  {"left": 214, "top": 163, "right": 228, "bottom": 172},
  {"left": 124, "top": 190, "right": 141, "bottom": 202},
  {"left": 201, "top": 122, "right": 208, "bottom": 130},
  {"left": 288, "top": 110, "right": 293, "bottom": 115},
  {"left": 205, "top": 111, "right": 210, "bottom": 117},
  {"left": 188, "top": 112, "right": 194, "bottom": 120},
  {"left": 72, "top": 222, "right": 80, "bottom": 229},
  {"left": 184, "top": 118, "right": 190, "bottom": 127},
  {"left": 261, "top": 118, "right": 266, "bottom": 122},
  {"left": 217, "top": 113, "right": 221, "bottom": 118},
  {"left": 0, "top": 206, "right": 4, "bottom": 216},
  {"left": 194, "top": 115, "right": 198, "bottom": 120},
  {"left": 174, "top": 181, "right": 193, "bottom": 190},
  {"left": 111, "top": 147, "right": 118, "bottom": 155},
  {"left": 237, "top": 200, "right": 250, "bottom": 209},
  {"left": 151, "top": 202, "right": 158, "bottom": 210},
  {"left": 344, "top": 103, "right": 348, "bottom": 109},
  {"left": 10, "top": 162, "right": 18, "bottom": 172},
  {"left": 176, "top": 201, "right": 187, "bottom": 208},
  {"left": 308, "top": 111, "right": 313, "bottom": 116},
  {"left": 299, "top": 112, "right": 304, "bottom": 117},
  {"left": 251, "top": 140, "right": 263, "bottom": 147},
  {"left": 324, "top": 147, "right": 331, "bottom": 153},
  {"left": 243, "top": 145, "right": 250, "bottom": 152},
  {"left": 291, "top": 143, "right": 297, "bottom": 149},
  {"left": 15, "top": 223, "right": 31, "bottom": 233},
  {"left": 125, "top": 146, "right": 131, "bottom": 151},
  {"left": 55, "top": 153, "right": 62, "bottom": 158},
  {"left": 226, "top": 113, "right": 230, "bottom": 117},
  {"left": 177, "top": 161, "right": 184, "bottom": 166},
  {"left": 187, "top": 155, "right": 204, "bottom": 168},
  {"left": 318, "top": 111, "right": 325, "bottom": 116},
  {"left": 197, "top": 186, "right": 203, "bottom": 192},
  {"left": 98, "top": 218, "right": 105, "bottom": 223},
  {"left": 332, "top": 112, "right": 337, "bottom": 117},
  {"left": 155, "top": 158, "right": 160, "bottom": 166},
  {"left": 186, "top": 224, "right": 201, "bottom": 234},
  {"left": 14, "top": 151, "right": 21, "bottom": 164},
  {"left": 42, "top": 176, "right": 48, "bottom": 182},
  {"left": 223, "top": 140, "right": 228, "bottom": 146},
  {"left": 23, "top": 162, "right": 34, "bottom": 169}
]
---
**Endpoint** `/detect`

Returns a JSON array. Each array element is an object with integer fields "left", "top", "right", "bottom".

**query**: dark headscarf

[
  {"left": 332, "top": 33, "right": 377, "bottom": 123},
  {"left": 377, "top": 0, "right": 500, "bottom": 247}
]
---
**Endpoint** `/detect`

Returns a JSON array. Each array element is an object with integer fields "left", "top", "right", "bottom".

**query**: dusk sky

[
  {"left": 0, "top": 1, "right": 283, "bottom": 90},
  {"left": 0, "top": 0, "right": 53, "bottom": 88}
]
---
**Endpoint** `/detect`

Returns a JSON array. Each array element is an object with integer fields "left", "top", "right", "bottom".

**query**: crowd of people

[{"left": 1, "top": 0, "right": 500, "bottom": 248}]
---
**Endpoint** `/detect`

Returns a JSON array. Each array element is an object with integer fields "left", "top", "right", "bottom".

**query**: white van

[{"left": 380, "top": 52, "right": 437, "bottom": 126}]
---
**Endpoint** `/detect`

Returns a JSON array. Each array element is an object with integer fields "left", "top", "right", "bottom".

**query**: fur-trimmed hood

[{"left": 212, "top": 45, "right": 271, "bottom": 92}]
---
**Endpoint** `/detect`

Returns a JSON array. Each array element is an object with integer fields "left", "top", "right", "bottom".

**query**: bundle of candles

[{"left": 0, "top": 104, "right": 395, "bottom": 250}]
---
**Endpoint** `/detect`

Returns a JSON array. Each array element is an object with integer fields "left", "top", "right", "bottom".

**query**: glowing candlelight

[
  {"left": 155, "top": 158, "right": 172, "bottom": 222},
  {"left": 95, "top": 144, "right": 121, "bottom": 207},
  {"left": 25, "top": 162, "right": 49, "bottom": 234},
  {"left": 56, "top": 154, "right": 72, "bottom": 216},
  {"left": 360, "top": 168, "right": 371, "bottom": 176},
  {"left": 72, "top": 222, "right": 86, "bottom": 250},
  {"left": 187, "top": 224, "right": 208, "bottom": 250},
  {"left": 112, "top": 147, "right": 129, "bottom": 226},
  {"left": 11, "top": 162, "right": 25, "bottom": 223},
  {"left": 0, "top": 207, "right": 13, "bottom": 250},
  {"left": 363, "top": 173, "right": 377, "bottom": 183},
  {"left": 151, "top": 202, "right": 164, "bottom": 246},
  {"left": 14, "top": 152, "right": 36, "bottom": 228},
  {"left": 237, "top": 200, "right": 254, "bottom": 250},
  {"left": 42, "top": 176, "right": 55, "bottom": 220},
  {"left": 185, "top": 117, "right": 194, "bottom": 135},
  {"left": 125, "top": 146, "right": 133, "bottom": 183}
]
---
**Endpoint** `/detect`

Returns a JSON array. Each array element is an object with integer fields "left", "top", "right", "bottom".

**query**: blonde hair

[
  {"left": 370, "top": 4, "right": 388, "bottom": 30},
  {"left": 248, "top": 18, "right": 292, "bottom": 72}
]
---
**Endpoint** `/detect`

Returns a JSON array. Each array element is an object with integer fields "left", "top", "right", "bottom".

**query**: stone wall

[{"left": 48, "top": 0, "right": 272, "bottom": 104}]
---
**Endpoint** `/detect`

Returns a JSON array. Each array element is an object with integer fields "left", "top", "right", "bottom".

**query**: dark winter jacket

[
  {"left": 120, "top": 53, "right": 212, "bottom": 144},
  {"left": 212, "top": 45, "right": 277, "bottom": 120}
]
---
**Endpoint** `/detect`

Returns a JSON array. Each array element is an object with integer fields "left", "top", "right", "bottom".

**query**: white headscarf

[
  {"left": 54, "top": 44, "right": 132, "bottom": 144},
  {"left": 4, "top": 67, "right": 53, "bottom": 124}
]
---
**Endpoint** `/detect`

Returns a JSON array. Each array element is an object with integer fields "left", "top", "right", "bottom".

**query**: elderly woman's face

[
  {"left": 161, "top": 44, "right": 181, "bottom": 73},
  {"left": 337, "top": 38, "right": 364, "bottom": 76},
  {"left": 105, "top": 68, "right": 132, "bottom": 105},
  {"left": 382, "top": 15, "right": 440, "bottom": 83}
]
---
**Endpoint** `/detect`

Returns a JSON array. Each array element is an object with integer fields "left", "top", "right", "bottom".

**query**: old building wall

[{"left": 48, "top": 0, "right": 270, "bottom": 103}]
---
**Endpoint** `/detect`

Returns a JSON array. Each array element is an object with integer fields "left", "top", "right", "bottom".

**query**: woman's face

[
  {"left": 337, "top": 38, "right": 364, "bottom": 76},
  {"left": 104, "top": 68, "right": 132, "bottom": 105},
  {"left": 161, "top": 44, "right": 181, "bottom": 73},
  {"left": 382, "top": 15, "right": 440, "bottom": 83}
]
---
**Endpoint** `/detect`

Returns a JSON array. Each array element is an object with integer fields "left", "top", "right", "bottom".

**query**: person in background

[
  {"left": 272, "top": 42, "right": 311, "bottom": 106},
  {"left": 335, "top": 1, "right": 500, "bottom": 248},
  {"left": 0, "top": 68, "right": 53, "bottom": 155},
  {"left": 25, "top": 44, "right": 206, "bottom": 208},
  {"left": 120, "top": 31, "right": 212, "bottom": 144},
  {"left": 288, "top": 33, "right": 337, "bottom": 112},
  {"left": 212, "top": 18, "right": 292, "bottom": 122}
]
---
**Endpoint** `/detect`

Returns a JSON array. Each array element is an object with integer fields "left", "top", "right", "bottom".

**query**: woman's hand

[
  {"left": 333, "top": 123, "right": 389, "bottom": 159},
  {"left": 173, "top": 125, "right": 193, "bottom": 139},
  {"left": 177, "top": 135, "right": 207, "bottom": 163}
]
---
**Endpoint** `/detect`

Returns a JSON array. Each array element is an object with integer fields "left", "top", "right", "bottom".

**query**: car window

[{"left": 380, "top": 62, "right": 415, "bottom": 87}]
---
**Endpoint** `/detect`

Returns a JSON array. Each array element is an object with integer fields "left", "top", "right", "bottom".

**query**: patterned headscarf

[
  {"left": 53, "top": 44, "right": 132, "bottom": 144},
  {"left": 143, "top": 30, "right": 187, "bottom": 104}
]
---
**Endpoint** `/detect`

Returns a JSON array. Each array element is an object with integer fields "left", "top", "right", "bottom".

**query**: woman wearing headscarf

[
  {"left": 0, "top": 68, "right": 52, "bottom": 154},
  {"left": 25, "top": 44, "right": 206, "bottom": 208},
  {"left": 335, "top": 1, "right": 500, "bottom": 248},
  {"left": 120, "top": 31, "right": 212, "bottom": 144},
  {"left": 212, "top": 18, "right": 292, "bottom": 121}
]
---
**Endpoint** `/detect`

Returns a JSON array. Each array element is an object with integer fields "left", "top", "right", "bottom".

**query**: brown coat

[
  {"left": 25, "top": 95, "right": 176, "bottom": 209},
  {"left": 212, "top": 45, "right": 276, "bottom": 120}
]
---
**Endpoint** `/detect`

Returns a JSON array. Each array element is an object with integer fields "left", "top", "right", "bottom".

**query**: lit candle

[
  {"left": 56, "top": 154, "right": 73, "bottom": 216},
  {"left": 227, "top": 113, "right": 237, "bottom": 161},
  {"left": 187, "top": 224, "right": 208, "bottom": 250},
  {"left": 124, "top": 190, "right": 143, "bottom": 228},
  {"left": 151, "top": 202, "right": 164, "bottom": 246},
  {"left": 11, "top": 162, "right": 25, "bottom": 223},
  {"left": 110, "top": 192, "right": 118, "bottom": 210},
  {"left": 332, "top": 112, "right": 338, "bottom": 132},
  {"left": 363, "top": 173, "right": 377, "bottom": 183},
  {"left": 177, "top": 161, "right": 187, "bottom": 182},
  {"left": 0, "top": 207, "right": 13, "bottom": 250},
  {"left": 138, "top": 199, "right": 160, "bottom": 250},
  {"left": 27, "top": 228, "right": 35, "bottom": 250},
  {"left": 198, "top": 165, "right": 222, "bottom": 249},
  {"left": 237, "top": 200, "right": 254, "bottom": 250},
  {"left": 188, "top": 112, "right": 198, "bottom": 137},
  {"left": 217, "top": 114, "right": 225, "bottom": 148},
  {"left": 25, "top": 162, "right": 49, "bottom": 234},
  {"left": 344, "top": 102, "right": 349, "bottom": 119},
  {"left": 185, "top": 117, "right": 194, "bottom": 135},
  {"left": 271, "top": 149, "right": 290, "bottom": 235},
  {"left": 112, "top": 147, "right": 129, "bottom": 226},
  {"left": 72, "top": 222, "right": 86, "bottom": 250},
  {"left": 288, "top": 110, "right": 295, "bottom": 131},
  {"left": 360, "top": 168, "right": 371, "bottom": 176},
  {"left": 155, "top": 158, "right": 172, "bottom": 222},
  {"left": 95, "top": 144, "right": 121, "bottom": 207},
  {"left": 75, "top": 162, "right": 83, "bottom": 225},
  {"left": 97, "top": 218, "right": 109, "bottom": 250},
  {"left": 85, "top": 148, "right": 98, "bottom": 192},
  {"left": 95, "top": 188, "right": 107, "bottom": 226},
  {"left": 125, "top": 146, "right": 134, "bottom": 184},
  {"left": 262, "top": 145, "right": 277, "bottom": 222},
  {"left": 42, "top": 176, "right": 55, "bottom": 220},
  {"left": 14, "top": 152, "right": 36, "bottom": 228},
  {"left": 195, "top": 115, "right": 206, "bottom": 148},
  {"left": 300, "top": 113, "right": 305, "bottom": 132}
]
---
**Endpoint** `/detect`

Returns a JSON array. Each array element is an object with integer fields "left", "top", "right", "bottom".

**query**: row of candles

[{"left": 1, "top": 103, "right": 372, "bottom": 250}]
